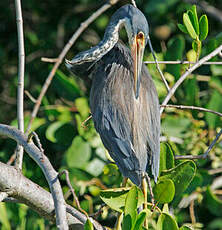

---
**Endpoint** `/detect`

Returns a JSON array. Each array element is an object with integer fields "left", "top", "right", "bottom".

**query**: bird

[{"left": 66, "top": 4, "right": 160, "bottom": 189}]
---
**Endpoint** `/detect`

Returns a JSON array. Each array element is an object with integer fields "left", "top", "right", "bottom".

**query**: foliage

[
  {"left": 0, "top": 0, "right": 222, "bottom": 229},
  {"left": 178, "top": 5, "right": 208, "bottom": 60}
]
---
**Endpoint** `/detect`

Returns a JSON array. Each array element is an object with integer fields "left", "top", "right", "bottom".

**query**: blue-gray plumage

[{"left": 66, "top": 4, "right": 160, "bottom": 187}]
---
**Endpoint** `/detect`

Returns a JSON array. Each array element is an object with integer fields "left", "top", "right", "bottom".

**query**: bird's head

[{"left": 118, "top": 4, "right": 149, "bottom": 99}]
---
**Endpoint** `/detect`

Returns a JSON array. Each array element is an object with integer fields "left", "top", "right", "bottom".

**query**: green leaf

[
  {"left": 205, "top": 186, "right": 222, "bottom": 217},
  {"left": 187, "top": 11, "right": 199, "bottom": 35},
  {"left": 66, "top": 136, "right": 91, "bottom": 168},
  {"left": 100, "top": 187, "right": 144, "bottom": 212},
  {"left": 159, "top": 143, "right": 175, "bottom": 174},
  {"left": 208, "top": 218, "right": 222, "bottom": 229},
  {"left": 157, "top": 213, "right": 179, "bottom": 230},
  {"left": 162, "top": 203, "right": 169, "bottom": 213},
  {"left": 185, "top": 75, "right": 199, "bottom": 106},
  {"left": 122, "top": 186, "right": 138, "bottom": 230},
  {"left": 153, "top": 179, "right": 175, "bottom": 203},
  {"left": 0, "top": 203, "right": 11, "bottom": 230},
  {"left": 211, "top": 64, "right": 222, "bottom": 76},
  {"left": 165, "top": 36, "right": 185, "bottom": 80},
  {"left": 85, "top": 158, "right": 105, "bottom": 177},
  {"left": 199, "top": 15, "right": 208, "bottom": 41},
  {"left": 186, "top": 49, "right": 197, "bottom": 62},
  {"left": 133, "top": 211, "right": 147, "bottom": 230},
  {"left": 84, "top": 218, "right": 94, "bottom": 230},
  {"left": 206, "top": 89, "right": 222, "bottom": 129},
  {"left": 189, "top": 5, "right": 199, "bottom": 35},
  {"left": 185, "top": 173, "right": 203, "bottom": 194},
  {"left": 183, "top": 13, "right": 198, "bottom": 39},
  {"left": 177, "top": 24, "right": 188, "bottom": 34},
  {"left": 46, "top": 121, "right": 67, "bottom": 143},
  {"left": 192, "top": 40, "right": 198, "bottom": 53},
  {"left": 160, "top": 161, "right": 196, "bottom": 197},
  {"left": 161, "top": 116, "right": 191, "bottom": 138},
  {"left": 75, "top": 97, "right": 90, "bottom": 119},
  {"left": 54, "top": 69, "right": 81, "bottom": 100}
]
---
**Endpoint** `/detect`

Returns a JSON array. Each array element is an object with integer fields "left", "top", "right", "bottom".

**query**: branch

[
  {"left": 25, "top": 0, "right": 120, "bottom": 134},
  {"left": 0, "top": 124, "right": 68, "bottom": 230},
  {"left": 144, "top": 61, "right": 222, "bottom": 65},
  {"left": 160, "top": 45, "right": 222, "bottom": 115},
  {"left": 131, "top": 0, "right": 137, "bottom": 7},
  {"left": 0, "top": 162, "right": 105, "bottom": 230},
  {"left": 59, "top": 170, "right": 88, "bottom": 217},
  {"left": 161, "top": 104, "right": 222, "bottom": 117},
  {"left": 14, "top": 0, "right": 25, "bottom": 169},
  {"left": 147, "top": 36, "right": 170, "bottom": 92},
  {"left": 175, "top": 128, "right": 222, "bottom": 160}
]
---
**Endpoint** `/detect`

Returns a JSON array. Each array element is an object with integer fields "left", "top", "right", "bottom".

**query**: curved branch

[
  {"left": 0, "top": 124, "right": 68, "bottom": 230},
  {"left": 26, "top": 0, "right": 120, "bottom": 133},
  {"left": 0, "top": 162, "right": 104, "bottom": 230},
  {"left": 160, "top": 45, "right": 222, "bottom": 115}
]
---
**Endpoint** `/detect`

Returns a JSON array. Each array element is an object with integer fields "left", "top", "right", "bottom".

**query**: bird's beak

[{"left": 131, "top": 32, "right": 145, "bottom": 99}]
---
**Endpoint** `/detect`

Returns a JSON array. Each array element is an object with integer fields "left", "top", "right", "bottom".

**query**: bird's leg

[
  {"left": 142, "top": 173, "right": 148, "bottom": 229},
  {"left": 115, "top": 177, "right": 128, "bottom": 230},
  {"left": 122, "top": 177, "right": 128, "bottom": 187},
  {"left": 145, "top": 173, "right": 155, "bottom": 206}
]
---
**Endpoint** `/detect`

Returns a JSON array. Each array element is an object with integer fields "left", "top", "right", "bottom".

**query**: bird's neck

[{"left": 70, "top": 18, "right": 129, "bottom": 65}]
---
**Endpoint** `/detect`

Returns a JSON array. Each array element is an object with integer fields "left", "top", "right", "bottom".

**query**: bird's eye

[{"left": 137, "top": 32, "right": 144, "bottom": 40}]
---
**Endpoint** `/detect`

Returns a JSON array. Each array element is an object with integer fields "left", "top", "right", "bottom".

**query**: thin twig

[
  {"left": 81, "top": 115, "right": 92, "bottom": 128},
  {"left": 90, "top": 204, "right": 106, "bottom": 218},
  {"left": 131, "top": 0, "right": 137, "bottom": 7},
  {"left": 147, "top": 36, "right": 170, "bottom": 92},
  {"left": 14, "top": 0, "right": 25, "bottom": 170},
  {"left": 209, "top": 168, "right": 222, "bottom": 175},
  {"left": 144, "top": 60, "right": 222, "bottom": 65},
  {"left": 24, "top": 90, "right": 37, "bottom": 103},
  {"left": 189, "top": 200, "right": 196, "bottom": 224},
  {"left": 59, "top": 170, "right": 88, "bottom": 217},
  {"left": 175, "top": 128, "right": 222, "bottom": 160},
  {"left": 160, "top": 45, "right": 222, "bottom": 115},
  {"left": 0, "top": 124, "right": 69, "bottom": 230},
  {"left": 25, "top": 0, "right": 120, "bottom": 134},
  {"left": 161, "top": 104, "right": 222, "bottom": 117},
  {"left": 41, "top": 57, "right": 59, "bottom": 63}
]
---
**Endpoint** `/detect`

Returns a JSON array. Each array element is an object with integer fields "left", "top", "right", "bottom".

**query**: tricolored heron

[{"left": 66, "top": 3, "right": 160, "bottom": 202}]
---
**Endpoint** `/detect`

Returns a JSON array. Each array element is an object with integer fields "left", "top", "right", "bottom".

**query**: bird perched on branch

[{"left": 66, "top": 4, "right": 160, "bottom": 189}]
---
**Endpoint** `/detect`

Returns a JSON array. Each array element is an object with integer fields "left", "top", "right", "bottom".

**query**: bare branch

[
  {"left": 161, "top": 104, "right": 222, "bottom": 117},
  {"left": 144, "top": 60, "right": 222, "bottom": 65},
  {"left": 131, "top": 0, "right": 137, "bottom": 7},
  {"left": 160, "top": 45, "right": 222, "bottom": 115},
  {"left": 41, "top": 57, "right": 59, "bottom": 63},
  {"left": 189, "top": 200, "right": 196, "bottom": 224},
  {"left": 30, "top": 131, "right": 45, "bottom": 153},
  {"left": 24, "top": 90, "right": 37, "bottom": 103},
  {"left": 14, "top": 0, "right": 25, "bottom": 169},
  {"left": 147, "top": 36, "right": 170, "bottom": 92},
  {"left": 175, "top": 128, "right": 222, "bottom": 160},
  {"left": 25, "top": 0, "right": 120, "bottom": 134},
  {"left": 0, "top": 124, "right": 68, "bottom": 230},
  {"left": 59, "top": 170, "right": 89, "bottom": 217},
  {"left": 0, "top": 162, "right": 105, "bottom": 230}
]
